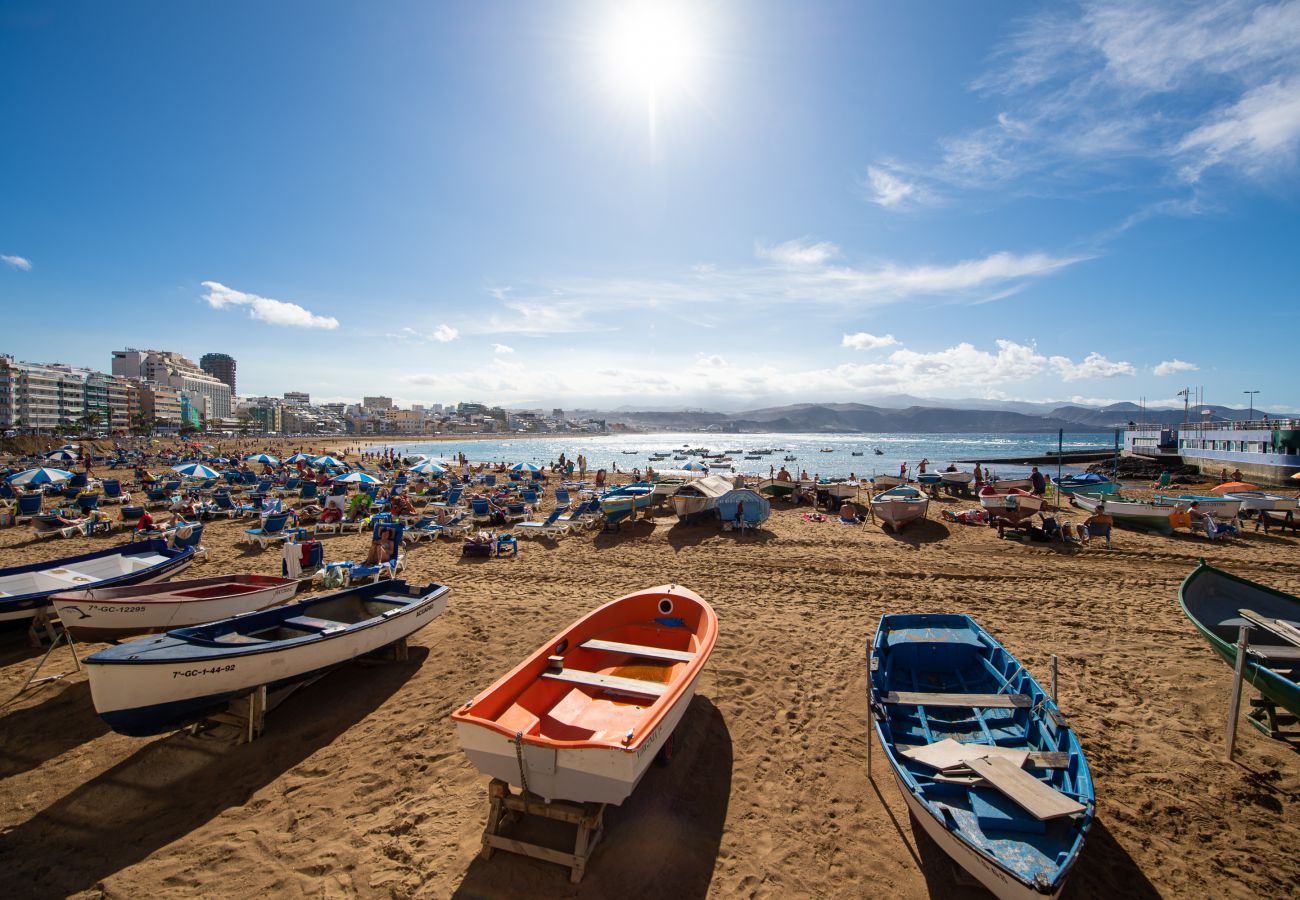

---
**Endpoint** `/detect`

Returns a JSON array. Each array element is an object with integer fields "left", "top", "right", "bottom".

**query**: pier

[{"left": 956, "top": 448, "right": 1114, "bottom": 466}]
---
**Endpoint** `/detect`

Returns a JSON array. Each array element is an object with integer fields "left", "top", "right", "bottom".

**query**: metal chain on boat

[{"left": 514, "top": 731, "right": 530, "bottom": 796}]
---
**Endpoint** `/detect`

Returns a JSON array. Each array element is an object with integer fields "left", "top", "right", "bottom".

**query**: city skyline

[{"left": 2, "top": 2, "right": 1298, "bottom": 410}]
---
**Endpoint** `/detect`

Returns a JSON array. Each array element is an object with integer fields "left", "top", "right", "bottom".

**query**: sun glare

[{"left": 603, "top": 2, "right": 699, "bottom": 99}]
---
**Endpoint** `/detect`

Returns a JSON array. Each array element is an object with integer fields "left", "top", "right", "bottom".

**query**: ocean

[{"left": 373, "top": 432, "right": 1115, "bottom": 480}]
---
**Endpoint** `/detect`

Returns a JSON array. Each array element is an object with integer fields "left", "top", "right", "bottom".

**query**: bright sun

[{"left": 602, "top": 2, "right": 700, "bottom": 99}]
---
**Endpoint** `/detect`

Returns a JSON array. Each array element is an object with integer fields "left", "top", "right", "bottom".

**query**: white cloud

[
  {"left": 1177, "top": 76, "right": 1300, "bottom": 181},
  {"left": 865, "top": 166, "right": 919, "bottom": 208},
  {"left": 1, "top": 254, "right": 32, "bottom": 271},
  {"left": 492, "top": 343, "right": 514, "bottom": 354},
  {"left": 841, "top": 332, "right": 899, "bottom": 351},
  {"left": 201, "top": 280, "right": 339, "bottom": 329},
  {"left": 432, "top": 324, "right": 458, "bottom": 342},
  {"left": 756, "top": 238, "right": 839, "bottom": 267},
  {"left": 1049, "top": 351, "right": 1136, "bottom": 381},
  {"left": 1154, "top": 358, "right": 1199, "bottom": 376}
]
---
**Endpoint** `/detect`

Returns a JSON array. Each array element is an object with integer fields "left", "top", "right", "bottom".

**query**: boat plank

[
  {"left": 900, "top": 738, "right": 1029, "bottom": 771},
  {"left": 965, "top": 756, "right": 1086, "bottom": 820},
  {"left": 1239, "top": 608, "right": 1300, "bottom": 648},
  {"left": 579, "top": 639, "right": 695, "bottom": 663},
  {"left": 542, "top": 668, "right": 668, "bottom": 698},
  {"left": 884, "top": 691, "right": 1031, "bottom": 708}
]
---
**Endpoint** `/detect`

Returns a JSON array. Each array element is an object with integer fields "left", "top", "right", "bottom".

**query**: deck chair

[
  {"left": 0, "top": 481, "right": 15, "bottom": 500},
  {"left": 101, "top": 479, "right": 125, "bottom": 503},
  {"left": 15, "top": 493, "right": 42, "bottom": 523},
  {"left": 515, "top": 508, "right": 570, "bottom": 539},
  {"left": 483, "top": 474, "right": 497, "bottom": 487},
  {"left": 33, "top": 514, "right": 86, "bottom": 540},
  {"left": 283, "top": 539, "right": 324, "bottom": 579},
  {"left": 470, "top": 498, "right": 493, "bottom": 524},
  {"left": 1086, "top": 522, "right": 1112, "bottom": 549},
  {"left": 120, "top": 505, "right": 146, "bottom": 527},
  {"left": 244, "top": 512, "right": 298, "bottom": 549},
  {"left": 145, "top": 487, "right": 172, "bottom": 508},
  {"left": 404, "top": 516, "right": 439, "bottom": 543},
  {"left": 169, "top": 523, "right": 208, "bottom": 560},
  {"left": 430, "top": 487, "right": 463, "bottom": 510},
  {"left": 324, "top": 522, "right": 406, "bottom": 585},
  {"left": 76, "top": 493, "right": 100, "bottom": 514},
  {"left": 429, "top": 512, "right": 470, "bottom": 540},
  {"left": 521, "top": 489, "right": 539, "bottom": 505},
  {"left": 505, "top": 502, "right": 528, "bottom": 523},
  {"left": 299, "top": 481, "right": 318, "bottom": 501}
]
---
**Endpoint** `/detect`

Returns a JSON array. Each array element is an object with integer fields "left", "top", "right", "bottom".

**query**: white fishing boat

[
  {"left": 757, "top": 478, "right": 797, "bottom": 497},
  {"left": 991, "top": 477, "right": 1033, "bottom": 492},
  {"left": 1223, "top": 491, "right": 1299, "bottom": 513},
  {"left": 871, "top": 486, "right": 929, "bottom": 532},
  {"left": 670, "top": 474, "right": 734, "bottom": 520},
  {"left": 1070, "top": 492, "right": 1179, "bottom": 535},
  {"left": 871, "top": 474, "right": 906, "bottom": 490},
  {"left": 1152, "top": 494, "right": 1244, "bottom": 520},
  {"left": 979, "top": 491, "right": 1044, "bottom": 525},
  {"left": 52, "top": 574, "right": 299, "bottom": 642},
  {"left": 84, "top": 579, "right": 450, "bottom": 736},
  {"left": 453, "top": 584, "right": 716, "bottom": 805},
  {"left": 939, "top": 470, "right": 975, "bottom": 487}
]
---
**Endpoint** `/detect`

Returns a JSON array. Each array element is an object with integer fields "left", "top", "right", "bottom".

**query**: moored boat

[
  {"left": 1179, "top": 561, "right": 1300, "bottom": 718},
  {"left": 939, "top": 470, "right": 975, "bottom": 487},
  {"left": 599, "top": 483, "right": 655, "bottom": 524},
  {"left": 870, "top": 613, "right": 1094, "bottom": 899},
  {"left": 1223, "top": 491, "right": 1299, "bottom": 513},
  {"left": 52, "top": 574, "right": 299, "bottom": 641},
  {"left": 870, "top": 474, "right": 906, "bottom": 490},
  {"left": 1152, "top": 494, "right": 1243, "bottom": 520},
  {"left": 1053, "top": 473, "right": 1118, "bottom": 495},
  {"left": 84, "top": 579, "right": 450, "bottom": 736},
  {"left": 991, "top": 477, "right": 1033, "bottom": 492},
  {"left": 453, "top": 584, "right": 717, "bottom": 805},
  {"left": 1070, "top": 492, "right": 1179, "bottom": 534},
  {"left": 978, "top": 490, "right": 1043, "bottom": 525},
  {"left": 757, "top": 478, "right": 796, "bottom": 497},
  {"left": 916, "top": 472, "right": 942, "bottom": 486},
  {"left": 0, "top": 540, "right": 194, "bottom": 627},
  {"left": 670, "top": 474, "right": 734, "bottom": 521},
  {"left": 871, "top": 486, "right": 929, "bottom": 532}
]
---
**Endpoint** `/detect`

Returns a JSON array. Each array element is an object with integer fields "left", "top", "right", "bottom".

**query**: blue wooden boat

[
  {"left": 0, "top": 539, "right": 194, "bottom": 629},
  {"left": 869, "top": 614, "right": 1093, "bottom": 899},
  {"left": 1052, "top": 473, "right": 1118, "bottom": 495},
  {"left": 600, "top": 483, "right": 655, "bottom": 525},
  {"left": 84, "top": 579, "right": 450, "bottom": 736}
]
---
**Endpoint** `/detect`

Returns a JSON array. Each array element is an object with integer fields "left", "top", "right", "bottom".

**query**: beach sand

[{"left": 1, "top": 449, "right": 1298, "bottom": 898}]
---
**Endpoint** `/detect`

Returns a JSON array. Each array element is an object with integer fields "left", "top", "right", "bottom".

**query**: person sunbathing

[{"left": 364, "top": 527, "right": 396, "bottom": 565}]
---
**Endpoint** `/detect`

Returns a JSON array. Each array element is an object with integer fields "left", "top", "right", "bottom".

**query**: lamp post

[{"left": 1243, "top": 390, "right": 1259, "bottom": 423}]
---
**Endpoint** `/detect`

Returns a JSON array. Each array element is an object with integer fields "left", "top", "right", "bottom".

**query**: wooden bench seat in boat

[
  {"left": 883, "top": 691, "right": 1032, "bottom": 708},
  {"left": 579, "top": 639, "right": 695, "bottom": 663},
  {"left": 214, "top": 633, "right": 269, "bottom": 644},
  {"left": 283, "top": 615, "right": 348, "bottom": 632},
  {"left": 1245, "top": 645, "right": 1300, "bottom": 662},
  {"left": 1239, "top": 609, "right": 1300, "bottom": 647},
  {"left": 542, "top": 667, "right": 669, "bottom": 698}
]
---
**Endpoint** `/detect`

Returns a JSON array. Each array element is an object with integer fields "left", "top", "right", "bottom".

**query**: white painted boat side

[
  {"left": 887, "top": 765, "right": 1061, "bottom": 900},
  {"left": 1226, "top": 492, "right": 1299, "bottom": 512},
  {"left": 870, "top": 499, "right": 929, "bottom": 528},
  {"left": 86, "top": 592, "right": 447, "bottom": 715},
  {"left": 457, "top": 676, "right": 699, "bottom": 805},
  {"left": 0, "top": 561, "right": 192, "bottom": 624},
  {"left": 672, "top": 496, "right": 715, "bottom": 518},
  {"left": 54, "top": 580, "right": 298, "bottom": 637}
]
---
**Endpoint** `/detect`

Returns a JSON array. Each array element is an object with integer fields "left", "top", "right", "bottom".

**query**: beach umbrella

[
  {"left": 7, "top": 466, "right": 74, "bottom": 487},
  {"left": 682, "top": 460, "right": 710, "bottom": 472},
  {"left": 60, "top": 443, "right": 80, "bottom": 450},
  {"left": 332, "top": 471, "right": 381, "bottom": 485},
  {"left": 284, "top": 453, "right": 314, "bottom": 464},
  {"left": 313, "top": 455, "right": 344, "bottom": 468},
  {"left": 509, "top": 462, "right": 542, "bottom": 473},
  {"left": 1210, "top": 481, "right": 1260, "bottom": 494},
  {"left": 45, "top": 449, "right": 80, "bottom": 462},
  {"left": 173, "top": 463, "right": 221, "bottom": 480},
  {"left": 245, "top": 453, "right": 280, "bottom": 466},
  {"left": 410, "top": 461, "right": 447, "bottom": 475}
]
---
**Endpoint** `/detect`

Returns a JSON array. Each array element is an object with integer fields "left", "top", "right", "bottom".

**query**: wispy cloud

[
  {"left": 201, "top": 280, "right": 339, "bottom": 329},
  {"left": 1049, "top": 351, "right": 1136, "bottom": 381},
  {"left": 492, "top": 343, "right": 514, "bottom": 354},
  {"left": 400, "top": 324, "right": 459, "bottom": 343},
  {"left": 841, "top": 332, "right": 899, "bottom": 351},
  {"left": 756, "top": 238, "right": 839, "bottom": 267},
  {"left": 1, "top": 254, "right": 32, "bottom": 271},
  {"left": 863, "top": 165, "right": 934, "bottom": 209},
  {"left": 1154, "top": 358, "right": 1199, "bottom": 376}
]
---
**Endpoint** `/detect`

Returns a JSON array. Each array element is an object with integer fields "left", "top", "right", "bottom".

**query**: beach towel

[{"left": 282, "top": 541, "right": 302, "bottom": 578}]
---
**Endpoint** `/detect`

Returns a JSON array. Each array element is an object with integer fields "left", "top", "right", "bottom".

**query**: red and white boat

[
  {"left": 51, "top": 574, "right": 299, "bottom": 641},
  {"left": 453, "top": 584, "right": 717, "bottom": 805}
]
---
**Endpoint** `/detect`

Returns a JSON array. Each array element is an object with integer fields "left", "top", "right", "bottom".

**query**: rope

[{"left": 514, "top": 731, "right": 530, "bottom": 797}]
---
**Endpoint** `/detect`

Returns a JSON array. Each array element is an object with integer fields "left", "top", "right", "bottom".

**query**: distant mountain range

[{"left": 586, "top": 400, "right": 1269, "bottom": 434}]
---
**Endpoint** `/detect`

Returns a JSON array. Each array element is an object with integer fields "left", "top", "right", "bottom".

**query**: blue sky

[{"left": 2, "top": 1, "right": 1298, "bottom": 411}]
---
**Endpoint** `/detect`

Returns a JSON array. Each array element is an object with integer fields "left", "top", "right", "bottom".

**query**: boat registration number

[
  {"left": 172, "top": 665, "right": 237, "bottom": 678},
  {"left": 86, "top": 604, "right": 146, "bottom": 613}
]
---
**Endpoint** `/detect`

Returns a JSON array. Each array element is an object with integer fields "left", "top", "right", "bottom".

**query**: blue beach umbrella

[
  {"left": 173, "top": 463, "right": 221, "bottom": 479},
  {"left": 509, "top": 462, "right": 542, "bottom": 473},
  {"left": 313, "top": 455, "right": 344, "bottom": 468},
  {"left": 331, "top": 471, "right": 381, "bottom": 485},
  {"left": 682, "top": 461, "right": 710, "bottom": 472},
  {"left": 245, "top": 453, "right": 281, "bottom": 466},
  {"left": 45, "top": 449, "right": 80, "bottom": 462},
  {"left": 8, "top": 466, "right": 74, "bottom": 487},
  {"left": 284, "top": 453, "right": 314, "bottom": 464},
  {"left": 410, "top": 461, "right": 447, "bottom": 475}
]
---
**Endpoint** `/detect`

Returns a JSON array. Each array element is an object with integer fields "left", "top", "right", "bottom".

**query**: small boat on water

[
  {"left": 783, "top": 455, "right": 797, "bottom": 461},
  {"left": 1152, "top": 494, "right": 1243, "bottom": 520},
  {"left": 851, "top": 451, "right": 864, "bottom": 456},
  {"left": 1179, "top": 561, "right": 1300, "bottom": 719},
  {"left": 870, "top": 614, "right": 1093, "bottom": 899},
  {"left": 85, "top": 579, "right": 450, "bottom": 736},
  {"left": 52, "top": 574, "right": 299, "bottom": 642},
  {"left": 600, "top": 483, "right": 655, "bottom": 525},
  {"left": 871, "top": 486, "right": 929, "bottom": 532},
  {"left": 757, "top": 478, "right": 797, "bottom": 497},
  {"left": 1070, "top": 492, "right": 1180, "bottom": 535},
  {"left": 874, "top": 448, "right": 884, "bottom": 455},
  {"left": 820, "top": 448, "right": 834, "bottom": 453},
  {"left": 979, "top": 490, "right": 1044, "bottom": 525},
  {"left": 1224, "top": 491, "right": 1299, "bottom": 513},
  {"left": 1053, "top": 473, "right": 1118, "bottom": 495},
  {"left": 453, "top": 584, "right": 717, "bottom": 805},
  {"left": 0, "top": 540, "right": 195, "bottom": 627},
  {"left": 670, "top": 474, "right": 734, "bottom": 521}
]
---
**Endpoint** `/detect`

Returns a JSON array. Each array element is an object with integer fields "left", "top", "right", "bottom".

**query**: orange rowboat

[{"left": 452, "top": 584, "right": 717, "bottom": 805}]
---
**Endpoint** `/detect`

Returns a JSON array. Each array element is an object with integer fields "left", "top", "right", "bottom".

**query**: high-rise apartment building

[
  {"left": 363, "top": 396, "right": 393, "bottom": 410},
  {"left": 0, "top": 356, "right": 90, "bottom": 431},
  {"left": 199, "top": 353, "right": 237, "bottom": 395},
  {"left": 113, "top": 349, "right": 232, "bottom": 419}
]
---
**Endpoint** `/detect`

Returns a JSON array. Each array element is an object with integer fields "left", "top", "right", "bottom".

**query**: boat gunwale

[{"left": 52, "top": 573, "right": 298, "bottom": 606}]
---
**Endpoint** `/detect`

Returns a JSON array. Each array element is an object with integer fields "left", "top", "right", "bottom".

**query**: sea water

[{"left": 375, "top": 432, "right": 1114, "bottom": 481}]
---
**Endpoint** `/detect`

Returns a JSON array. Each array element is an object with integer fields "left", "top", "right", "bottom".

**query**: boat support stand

[
  {"left": 479, "top": 778, "right": 606, "bottom": 883},
  {"left": 16, "top": 608, "right": 82, "bottom": 697}
]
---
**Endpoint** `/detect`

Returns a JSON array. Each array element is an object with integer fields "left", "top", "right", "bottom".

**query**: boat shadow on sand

[
  {"left": 0, "top": 647, "right": 428, "bottom": 898},
  {"left": 0, "top": 679, "right": 109, "bottom": 780},
  {"left": 453, "top": 695, "right": 732, "bottom": 900},
  {"left": 878, "top": 517, "right": 950, "bottom": 546}
]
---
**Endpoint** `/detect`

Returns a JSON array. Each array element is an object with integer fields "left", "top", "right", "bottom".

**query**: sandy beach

[{"left": 2, "top": 442, "right": 1298, "bottom": 899}]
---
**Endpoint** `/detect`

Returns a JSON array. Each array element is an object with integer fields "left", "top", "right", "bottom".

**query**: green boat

[
  {"left": 757, "top": 478, "right": 796, "bottom": 497},
  {"left": 1179, "top": 561, "right": 1300, "bottom": 718}
]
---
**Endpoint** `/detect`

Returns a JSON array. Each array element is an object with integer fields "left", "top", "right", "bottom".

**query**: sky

[{"left": 1, "top": 0, "right": 1298, "bottom": 412}]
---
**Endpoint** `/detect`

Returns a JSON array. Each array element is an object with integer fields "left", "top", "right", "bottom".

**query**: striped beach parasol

[
  {"left": 331, "top": 471, "right": 381, "bottom": 485},
  {"left": 245, "top": 453, "right": 280, "bottom": 466},
  {"left": 682, "top": 460, "right": 710, "bottom": 472},
  {"left": 509, "top": 462, "right": 542, "bottom": 473},
  {"left": 313, "top": 455, "right": 344, "bottom": 468},
  {"left": 410, "top": 461, "right": 447, "bottom": 475},
  {"left": 45, "top": 449, "right": 80, "bottom": 462},
  {"left": 8, "top": 466, "right": 74, "bottom": 487},
  {"left": 173, "top": 463, "right": 221, "bottom": 479},
  {"left": 284, "top": 453, "right": 315, "bottom": 464}
]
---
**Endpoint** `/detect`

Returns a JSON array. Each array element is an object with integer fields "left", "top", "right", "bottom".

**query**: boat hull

[
  {"left": 871, "top": 475, "right": 906, "bottom": 490},
  {"left": 979, "top": 493, "right": 1043, "bottom": 525},
  {"left": 757, "top": 479, "right": 795, "bottom": 497},
  {"left": 52, "top": 575, "right": 299, "bottom": 641},
  {"left": 1224, "top": 492, "right": 1299, "bottom": 513},
  {"left": 1153, "top": 496, "right": 1243, "bottom": 520},
  {"left": 1071, "top": 493, "right": 1176, "bottom": 534},
  {"left": 871, "top": 499, "right": 929, "bottom": 532},
  {"left": 85, "top": 582, "right": 449, "bottom": 736}
]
